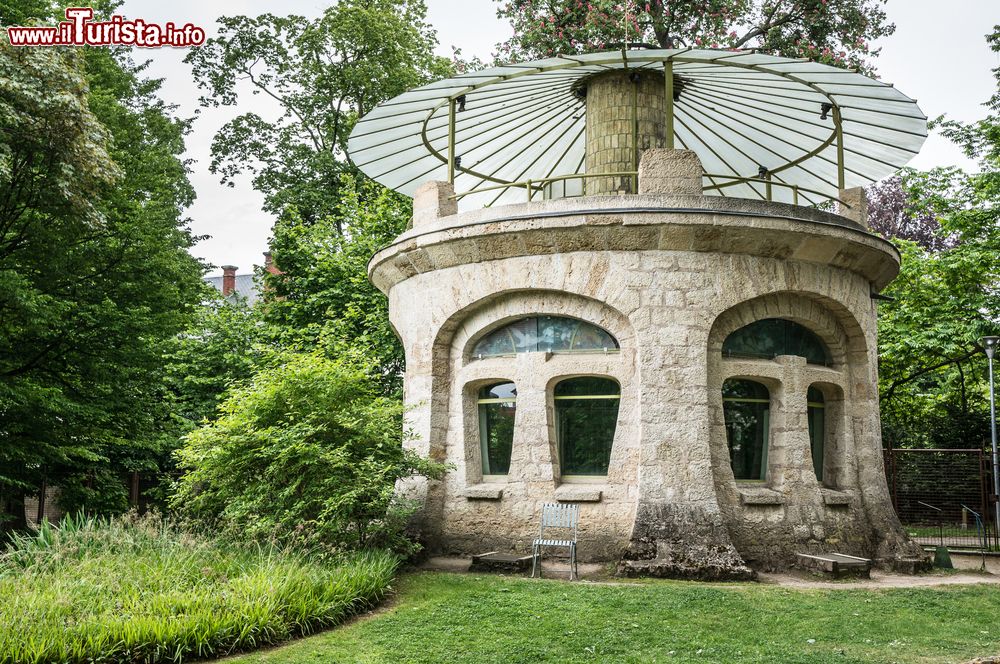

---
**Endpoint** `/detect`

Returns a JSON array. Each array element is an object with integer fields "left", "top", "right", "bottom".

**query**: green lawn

[{"left": 229, "top": 571, "right": 1000, "bottom": 664}]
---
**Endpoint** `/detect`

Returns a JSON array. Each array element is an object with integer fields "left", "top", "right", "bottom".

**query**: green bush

[
  {"left": 0, "top": 512, "right": 396, "bottom": 664},
  {"left": 173, "top": 352, "right": 446, "bottom": 553}
]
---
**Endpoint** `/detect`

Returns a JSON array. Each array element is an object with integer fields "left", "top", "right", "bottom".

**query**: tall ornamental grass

[{"left": 0, "top": 513, "right": 397, "bottom": 664}]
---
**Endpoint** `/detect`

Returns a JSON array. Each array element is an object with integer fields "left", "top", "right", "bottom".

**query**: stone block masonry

[
  {"left": 379, "top": 149, "right": 922, "bottom": 579},
  {"left": 585, "top": 70, "right": 667, "bottom": 195}
]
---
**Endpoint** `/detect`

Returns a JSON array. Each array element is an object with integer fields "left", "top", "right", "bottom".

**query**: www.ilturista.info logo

[{"left": 6, "top": 7, "right": 205, "bottom": 47}]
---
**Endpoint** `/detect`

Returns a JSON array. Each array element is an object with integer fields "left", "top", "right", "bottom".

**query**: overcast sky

[{"left": 118, "top": 0, "right": 1000, "bottom": 277}]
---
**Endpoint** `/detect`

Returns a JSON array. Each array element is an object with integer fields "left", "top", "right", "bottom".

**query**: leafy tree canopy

[
  {"left": 873, "top": 27, "right": 1000, "bottom": 448},
  {"left": 494, "top": 0, "right": 894, "bottom": 70},
  {"left": 185, "top": 0, "right": 453, "bottom": 225},
  {"left": 263, "top": 173, "right": 411, "bottom": 396},
  {"left": 0, "top": 28, "right": 205, "bottom": 529}
]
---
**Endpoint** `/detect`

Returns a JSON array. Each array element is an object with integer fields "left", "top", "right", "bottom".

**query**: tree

[
  {"left": 0, "top": 34, "right": 205, "bottom": 530},
  {"left": 173, "top": 352, "right": 447, "bottom": 552},
  {"left": 494, "top": 0, "right": 894, "bottom": 70},
  {"left": 873, "top": 27, "right": 1000, "bottom": 449},
  {"left": 262, "top": 173, "right": 411, "bottom": 397},
  {"left": 866, "top": 174, "right": 950, "bottom": 252},
  {"left": 163, "top": 295, "right": 273, "bottom": 431},
  {"left": 0, "top": 0, "right": 57, "bottom": 28},
  {"left": 185, "top": 0, "right": 452, "bottom": 225}
]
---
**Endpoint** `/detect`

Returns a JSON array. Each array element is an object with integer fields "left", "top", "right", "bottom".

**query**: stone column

[{"left": 585, "top": 70, "right": 666, "bottom": 195}]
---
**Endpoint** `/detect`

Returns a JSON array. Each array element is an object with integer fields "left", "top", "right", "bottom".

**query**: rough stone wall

[
  {"left": 376, "top": 156, "right": 916, "bottom": 575},
  {"left": 384, "top": 239, "right": 911, "bottom": 570},
  {"left": 706, "top": 293, "right": 878, "bottom": 569},
  {"left": 585, "top": 70, "right": 666, "bottom": 194}
]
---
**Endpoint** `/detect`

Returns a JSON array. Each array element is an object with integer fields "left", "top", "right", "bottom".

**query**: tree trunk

[{"left": 0, "top": 490, "right": 28, "bottom": 540}]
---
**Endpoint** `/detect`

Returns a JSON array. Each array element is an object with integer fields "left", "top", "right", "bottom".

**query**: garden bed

[{"left": 0, "top": 514, "right": 396, "bottom": 663}]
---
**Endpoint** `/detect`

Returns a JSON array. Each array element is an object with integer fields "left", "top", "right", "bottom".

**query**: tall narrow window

[
  {"left": 723, "top": 379, "right": 770, "bottom": 481},
  {"left": 478, "top": 383, "right": 516, "bottom": 476},
  {"left": 555, "top": 377, "right": 620, "bottom": 476},
  {"left": 807, "top": 386, "right": 826, "bottom": 482}
]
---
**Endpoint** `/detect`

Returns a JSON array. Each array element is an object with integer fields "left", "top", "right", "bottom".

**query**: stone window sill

[
  {"left": 821, "top": 488, "right": 852, "bottom": 506},
  {"left": 738, "top": 486, "right": 785, "bottom": 506},
  {"left": 463, "top": 484, "right": 504, "bottom": 500},
  {"left": 554, "top": 485, "right": 603, "bottom": 503}
]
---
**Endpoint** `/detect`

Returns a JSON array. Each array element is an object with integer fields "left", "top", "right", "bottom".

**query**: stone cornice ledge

[
  {"left": 820, "top": 488, "right": 853, "bottom": 506},
  {"left": 739, "top": 486, "right": 786, "bottom": 506},
  {"left": 554, "top": 485, "right": 603, "bottom": 502},
  {"left": 369, "top": 194, "right": 900, "bottom": 294},
  {"left": 463, "top": 484, "right": 504, "bottom": 500}
]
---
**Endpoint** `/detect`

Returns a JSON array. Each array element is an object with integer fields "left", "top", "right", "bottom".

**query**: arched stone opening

[{"left": 705, "top": 291, "right": 918, "bottom": 568}]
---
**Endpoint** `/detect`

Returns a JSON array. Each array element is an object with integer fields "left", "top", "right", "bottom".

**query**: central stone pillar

[{"left": 584, "top": 70, "right": 667, "bottom": 195}]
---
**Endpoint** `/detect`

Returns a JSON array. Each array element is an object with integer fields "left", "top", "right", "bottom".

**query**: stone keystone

[{"left": 638, "top": 149, "right": 704, "bottom": 195}]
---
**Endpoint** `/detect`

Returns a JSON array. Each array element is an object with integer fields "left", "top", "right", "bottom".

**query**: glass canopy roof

[{"left": 347, "top": 48, "right": 927, "bottom": 210}]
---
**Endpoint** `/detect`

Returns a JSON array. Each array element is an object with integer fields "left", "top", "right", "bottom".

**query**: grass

[
  {"left": 227, "top": 571, "right": 1000, "bottom": 664},
  {"left": 0, "top": 513, "right": 397, "bottom": 664}
]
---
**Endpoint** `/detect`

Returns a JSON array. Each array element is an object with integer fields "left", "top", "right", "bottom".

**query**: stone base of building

[
  {"left": 615, "top": 502, "right": 756, "bottom": 580},
  {"left": 617, "top": 558, "right": 757, "bottom": 581}
]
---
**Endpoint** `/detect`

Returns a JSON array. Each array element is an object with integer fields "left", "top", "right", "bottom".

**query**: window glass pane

[
  {"left": 722, "top": 318, "right": 831, "bottom": 365},
  {"left": 556, "top": 377, "right": 620, "bottom": 475},
  {"left": 807, "top": 386, "right": 826, "bottom": 481},
  {"left": 555, "top": 376, "right": 620, "bottom": 397},
  {"left": 472, "top": 316, "right": 619, "bottom": 359},
  {"left": 473, "top": 328, "right": 515, "bottom": 358},
  {"left": 570, "top": 322, "right": 619, "bottom": 351},
  {"left": 723, "top": 379, "right": 770, "bottom": 480},
  {"left": 478, "top": 382, "right": 515, "bottom": 475},
  {"left": 508, "top": 318, "right": 538, "bottom": 354},
  {"left": 481, "top": 383, "right": 516, "bottom": 400},
  {"left": 537, "top": 315, "right": 577, "bottom": 352}
]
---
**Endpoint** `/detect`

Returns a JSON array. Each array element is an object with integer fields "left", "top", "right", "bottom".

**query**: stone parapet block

[
  {"left": 412, "top": 180, "right": 458, "bottom": 228},
  {"left": 638, "top": 149, "right": 704, "bottom": 195},
  {"left": 838, "top": 187, "right": 869, "bottom": 229}
]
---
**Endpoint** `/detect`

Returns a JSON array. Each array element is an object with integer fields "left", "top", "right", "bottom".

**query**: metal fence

[{"left": 884, "top": 447, "right": 996, "bottom": 551}]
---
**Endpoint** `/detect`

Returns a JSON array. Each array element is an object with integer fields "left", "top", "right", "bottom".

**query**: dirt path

[
  {"left": 422, "top": 553, "right": 1000, "bottom": 589},
  {"left": 757, "top": 569, "right": 1000, "bottom": 589}
]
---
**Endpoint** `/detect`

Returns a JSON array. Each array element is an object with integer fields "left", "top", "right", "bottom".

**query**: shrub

[
  {"left": 0, "top": 512, "right": 397, "bottom": 663},
  {"left": 173, "top": 352, "right": 446, "bottom": 553}
]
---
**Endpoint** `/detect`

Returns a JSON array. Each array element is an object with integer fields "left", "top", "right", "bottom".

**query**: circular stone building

[{"left": 349, "top": 48, "right": 929, "bottom": 578}]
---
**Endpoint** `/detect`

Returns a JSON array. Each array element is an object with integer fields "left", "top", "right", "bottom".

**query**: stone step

[
  {"left": 796, "top": 552, "right": 872, "bottom": 578},
  {"left": 469, "top": 552, "right": 534, "bottom": 574}
]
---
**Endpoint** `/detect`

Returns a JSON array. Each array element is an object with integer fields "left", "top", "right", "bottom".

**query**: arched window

[
  {"left": 473, "top": 316, "right": 619, "bottom": 359},
  {"left": 555, "top": 377, "right": 620, "bottom": 476},
  {"left": 478, "top": 383, "right": 516, "bottom": 476},
  {"left": 807, "top": 386, "right": 825, "bottom": 482},
  {"left": 722, "top": 318, "right": 832, "bottom": 366},
  {"left": 723, "top": 379, "right": 770, "bottom": 481}
]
